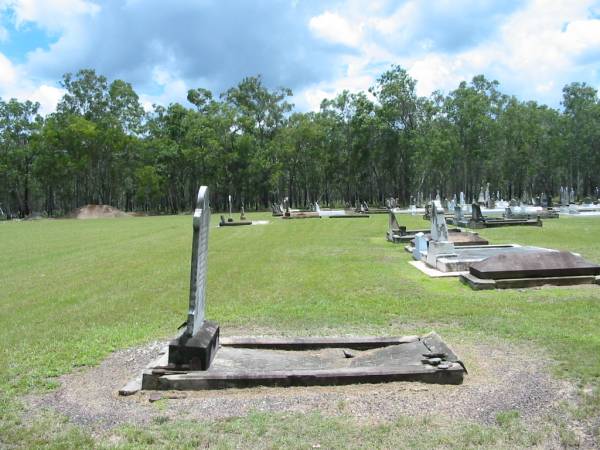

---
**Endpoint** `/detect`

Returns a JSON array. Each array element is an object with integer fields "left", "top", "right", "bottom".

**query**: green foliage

[{"left": 2, "top": 66, "right": 600, "bottom": 216}]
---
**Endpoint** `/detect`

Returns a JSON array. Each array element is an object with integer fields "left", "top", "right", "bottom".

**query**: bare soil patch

[
  {"left": 68, "top": 204, "right": 128, "bottom": 219},
  {"left": 25, "top": 333, "right": 583, "bottom": 442}
]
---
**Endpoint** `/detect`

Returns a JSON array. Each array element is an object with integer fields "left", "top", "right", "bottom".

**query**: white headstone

[
  {"left": 186, "top": 186, "right": 211, "bottom": 337},
  {"left": 413, "top": 232, "right": 427, "bottom": 260}
]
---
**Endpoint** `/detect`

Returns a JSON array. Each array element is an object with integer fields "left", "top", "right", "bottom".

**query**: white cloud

[
  {"left": 0, "top": 52, "right": 64, "bottom": 113},
  {"left": 309, "top": 11, "right": 362, "bottom": 47},
  {"left": 138, "top": 66, "right": 190, "bottom": 112},
  {"left": 299, "top": 0, "right": 600, "bottom": 108},
  {"left": 3, "top": 0, "right": 100, "bottom": 31}
]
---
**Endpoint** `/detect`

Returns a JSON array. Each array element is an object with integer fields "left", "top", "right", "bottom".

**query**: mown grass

[{"left": 1, "top": 213, "right": 599, "bottom": 448}]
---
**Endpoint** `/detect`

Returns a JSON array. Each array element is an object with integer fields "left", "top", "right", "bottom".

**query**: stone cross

[
  {"left": 186, "top": 186, "right": 211, "bottom": 337},
  {"left": 430, "top": 200, "right": 449, "bottom": 242}
]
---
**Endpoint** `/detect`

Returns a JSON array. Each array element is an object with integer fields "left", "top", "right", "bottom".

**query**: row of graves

[
  {"left": 389, "top": 200, "right": 600, "bottom": 290},
  {"left": 273, "top": 199, "right": 387, "bottom": 219},
  {"left": 218, "top": 195, "right": 252, "bottom": 227},
  {"left": 120, "top": 187, "right": 466, "bottom": 395},
  {"left": 559, "top": 186, "right": 600, "bottom": 216}
]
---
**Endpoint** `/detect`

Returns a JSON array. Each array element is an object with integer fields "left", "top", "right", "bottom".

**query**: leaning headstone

[{"left": 168, "top": 186, "right": 219, "bottom": 370}]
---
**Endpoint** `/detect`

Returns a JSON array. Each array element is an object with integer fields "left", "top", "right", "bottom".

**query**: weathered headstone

[
  {"left": 430, "top": 200, "right": 449, "bottom": 242},
  {"left": 448, "top": 196, "right": 456, "bottom": 212},
  {"left": 168, "top": 186, "right": 219, "bottom": 370},
  {"left": 459, "top": 192, "right": 465, "bottom": 206},
  {"left": 478, "top": 187, "right": 485, "bottom": 204},
  {"left": 471, "top": 203, "right": 484, "bottom": 223},
  {"left": 454, "top": 205, "right": 464, "bottom": 223},
  {"left": 427, "top": 200, "right": 455, "bottom": 267}
]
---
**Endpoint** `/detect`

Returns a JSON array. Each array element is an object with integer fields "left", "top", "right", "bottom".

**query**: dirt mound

[{"left": 69, "top": 204, "right": 128, "bottom": 219}]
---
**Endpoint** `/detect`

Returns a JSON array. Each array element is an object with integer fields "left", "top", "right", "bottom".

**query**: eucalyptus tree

[
  {"left": 561, "top": 82, "right": 600, "bottom": 196},
  {"left": 222, "top": 75, "right": 293, "bottom": 207},
  {"left": 445, "top": 75, "right": 504, "bottom": 199},
  {"left": 369, "top": 65, "right": 423, "bottom": 202},
  {"left": 0, "top": 98, "right": 42, "bottom": 217}
]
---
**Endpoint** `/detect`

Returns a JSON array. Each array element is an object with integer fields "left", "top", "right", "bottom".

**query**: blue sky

[{"left": 0, "top": 0, "right": 599, "bottom": 114}]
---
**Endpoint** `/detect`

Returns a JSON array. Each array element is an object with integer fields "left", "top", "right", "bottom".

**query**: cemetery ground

[{"left": 1, "top": 213, "right": 599, "bottom": 449}]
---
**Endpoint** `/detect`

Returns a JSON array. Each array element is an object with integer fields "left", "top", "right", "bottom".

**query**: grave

[
  {"left": 218, "top": 195, "right": 252, "bottom": 227},
  {"left": 271, "top": 203, "right": 284, "bottom": 217},
  {"left": 125, "top": 186, "right": 466, "bottom": 393},
  {"left": 457, "top": 203, "right": 542, "bottom": 229},
  {"left": 386, "top": 209, "right": 442, "bottom": 243},
  {"left": 395, "top": 202, "right": 488, "bottom": 248},
  {"left": 411, "top": 201, "right": 554, "bottom": 275},
  {"left": 316, "top": 202, "right": 369, "bottom": 219},
  {"left": 356, "top": 201, "right": 389, "bottom": 214},
  {"left": 504, "top": 205, "right": 559, "bottom": 220},
  {"left": 460, "top": 251, "right": 600, "bottom": 289},
  {"left": 282, "top": 198, "right": 320, "bottom": 219}
]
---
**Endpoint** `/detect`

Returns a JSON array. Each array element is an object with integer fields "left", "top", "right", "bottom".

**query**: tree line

[{"left": 1, "top": 66, "right": 599, "bottom": 217}]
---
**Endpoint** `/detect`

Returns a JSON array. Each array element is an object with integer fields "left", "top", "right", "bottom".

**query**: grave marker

[{"left": 168, "top": 186, "right": 219, "bottom": 370}]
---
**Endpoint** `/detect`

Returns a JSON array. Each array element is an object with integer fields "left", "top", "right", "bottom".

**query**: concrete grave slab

[
  {"left": 460, "top": 251, "right": 600, "bottom": 289},
  {"left": 141, "top": 332, "right": 466, "bottom": 390}
]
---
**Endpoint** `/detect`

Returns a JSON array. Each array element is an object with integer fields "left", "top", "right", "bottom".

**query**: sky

[{"left": 0, "top": 0, "right": 599, "bottom": 114}]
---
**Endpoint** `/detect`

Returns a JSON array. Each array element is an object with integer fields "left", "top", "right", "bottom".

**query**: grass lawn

[{"left": 1, "top": 212, "right": 599, "bottom": 448}]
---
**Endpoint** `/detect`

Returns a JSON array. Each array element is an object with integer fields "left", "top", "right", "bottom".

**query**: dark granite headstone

[
  {"left": 471, "top": 203, "right": 484, "bottom": 222},
  {"left": 469, "top": 251, "right": 600, "bottom": 280}
]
